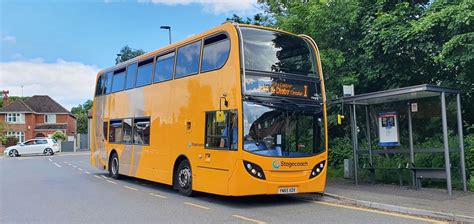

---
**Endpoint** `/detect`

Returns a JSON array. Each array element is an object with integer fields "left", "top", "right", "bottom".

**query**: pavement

[
  {"left": 0, "top": 152, "right": 450, "bottom": 224},
  {"left": 298, "top": 178, "right": 474, "bottom": 223}
]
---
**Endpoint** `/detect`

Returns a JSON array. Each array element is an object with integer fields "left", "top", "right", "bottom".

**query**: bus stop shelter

[{"left": 333, "top": 84, "right": 467, "bottom": 195}]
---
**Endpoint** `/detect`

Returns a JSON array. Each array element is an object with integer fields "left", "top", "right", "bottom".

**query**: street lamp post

[{"left": 160, "top": 26, "right": 172, "bottom": 44}]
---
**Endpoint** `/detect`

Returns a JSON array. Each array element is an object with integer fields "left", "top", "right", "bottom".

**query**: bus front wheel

[{"left": 175, "top": 159, "right": 193, "bottom": 196}]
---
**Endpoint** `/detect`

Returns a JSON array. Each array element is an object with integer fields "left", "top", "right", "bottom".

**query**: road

[{"left": 0, "top": 153, "right": 444, "bottom": 224}]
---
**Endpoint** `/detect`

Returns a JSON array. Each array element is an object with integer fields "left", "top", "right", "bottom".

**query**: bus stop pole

[
  {"left": 365, "top": 106, "right": 373, "bottom": 166},
  {"left": 407, "top": 103, "right": 416, "bottom": 187},
  {"left": 456, "top": 94, "right": 467, "bottom": 192},
  {"left": 441, "top": 92, "right": 452, "bottom": 195},
  {"left": 350, "top": 103, "right": 359, "bottom": 185}
]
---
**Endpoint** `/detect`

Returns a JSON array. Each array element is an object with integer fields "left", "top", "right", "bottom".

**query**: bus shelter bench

[
  {"left": 363, "top": 163, "right": 404, "bottom": 186},
  {"left": 409, "top": 167, "right": 447, "bottom": 189}
]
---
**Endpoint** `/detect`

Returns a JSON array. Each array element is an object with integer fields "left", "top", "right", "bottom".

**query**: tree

[
  {"left": 115, "top": 45, "right": 145, "bottom": 64},
  {"left": 71, "top": 100, "right": 93, "bottom": 134},
  {"left": 52, "top": 131, "right": 66, "bottom": 141}
]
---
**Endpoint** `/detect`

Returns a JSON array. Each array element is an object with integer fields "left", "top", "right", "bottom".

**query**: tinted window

[
  {"left": 112, "top": 68, "right": 126, "bottom": 93},
  {"left": 95, "top": 74, "right": 105, "bottom": 96},
  {"left": 104, "top": 72, "right": 113, "bottom": 94},
  {"left": 176, "top": 41, "right": 201, "bottom": 78},
  {"left": 136, "top": 58, "right": 154, "bottom": 87},
  {"left": 125, "top": 63, "right": 138, "bottom": 90},
  {"left": 202, "top": 34, "right": 230, "bottom": 72},
  {"left": 154, "top": 51, "right": 175, "bottom": 83},
  {"left": 109, "top": 120, "right": 123, "bottom": 143},
  {"left": 133, "top": 118, "right": 150, "bottom": 145},
  {"left": 122, "top": 118, "right": 133, "bottom": 144},
  {"left": 241, "top": 27, "right": 316, "bottom": 77},
  {"left": 205, "top": 111, "right": 237, "bottom": 149}
]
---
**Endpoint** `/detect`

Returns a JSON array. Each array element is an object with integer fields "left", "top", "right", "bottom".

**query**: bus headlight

[
  {"left": 243, "top": 161, "right": 266, "bottom": 180},
  {"left": 309, "top": 161, "right": 326, "bottom": 179}
]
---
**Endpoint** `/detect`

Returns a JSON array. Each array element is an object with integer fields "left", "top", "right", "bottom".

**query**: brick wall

[{"left": 57, "top": 114, "right": 76, "bottom": 136}]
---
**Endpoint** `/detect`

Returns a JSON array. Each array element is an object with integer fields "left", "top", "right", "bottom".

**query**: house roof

[
  {"left": 0, "top": 95, "right": 71, "bottom": 114},
  {"left": 0, "top": 100, "right": 33, "bottom": 113}
]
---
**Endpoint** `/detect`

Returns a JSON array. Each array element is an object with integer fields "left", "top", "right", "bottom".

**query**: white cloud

[
  {"left": 1, "top": 34, "right": 16, "bottom": 44},
  {"left": 143, "top": 0, "right": 259, "bottom": 15},
  {"left": 0, "top": 59, "right": 100, "bottom": 111}
]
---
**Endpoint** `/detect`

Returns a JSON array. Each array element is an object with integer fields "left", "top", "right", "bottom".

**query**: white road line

[
  {"left": 184, "top": 202, "right": 210, "bottom": 210},
  {"left": 85, "top": 171, "right": 91, "bottom": 175},
  {"left": 106, "top": 180, "right": 117, "bottom": 185},
  {"left": 149, "top": 193, "right": 167, "bottom": 199},
  {"left": 72, "top": 165, "right": 78, "bottom": 168},
  {"left": 94, "top": 175, "right": 102, "bottom": 179},
  {"left": 123, "top": 186, "right": 138, "bottom": 191},
  {"left": 232, "top": 215, "right": 266, "bottom": 224},
  {"left": 101, "top": 175, "right": 109, "bottom": 179},
  {"left": 77, "top": 168, "right": 83, "bottom": 171},
  {"left": 48, "top": 157, "right": 52, "bottom": 162},
  {"left": 53, "top": 162, "right": 62, "bottom": 168}
]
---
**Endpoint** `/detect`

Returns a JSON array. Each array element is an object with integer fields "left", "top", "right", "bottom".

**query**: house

[{"left": 0, "top": 95, "right": 76, "bottom": 142}]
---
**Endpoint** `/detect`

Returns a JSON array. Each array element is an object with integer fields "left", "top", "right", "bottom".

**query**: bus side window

[
  {"left": 111, "top": 68, "right": 126, "bottom": 93},
  {"left": 136, "top": 58, "right": 154, "bottom": 87},
  {"left": 154, "top": 51, "right": 175, "bottom": 83},
  {"left": 104, "top": 72, "right": 113, "bottom": 95},
  {"left": 201, "top": 33, "right": 230, "bottom": 72},
  {"left": 175, "top": 40, "right": 201, "bottom": 78},
  {"left": 205, "top": 111, "right": 237, "bottom": 150},
  {"left": 125, "top": 63, "right": 138, "bottom": 90},
  {"left": 103, "top": 121, "right": 108, "bottom": 142},
  {"left": 133, "top": 118, "right": 150, "bottom": 145},
  {"left": 122, "top": 118, "right": 133, "bottom": 144},
  {"left": 109, "top": 120, "right": 123, "bottom": 143}
]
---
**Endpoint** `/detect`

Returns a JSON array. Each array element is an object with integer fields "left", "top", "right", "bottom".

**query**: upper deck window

[
  {"left": 241, "top": 27, "right": 316, "bottom": 77},
  {"left": 201, "top": 33, "right": 230, "bottom": 72},
  {"left": 112, "top": 68, "right": 126, "bottom": 93},
  {"left": 154, "top": 51, "right": 175, "bottom": 83},
  {"left": 125, "top": 63, "right": 138, "bottom": 90},
  {"left": 136, "top": 58, "right": 154, "bottom": 87},
  {"left": 104, "top": 72, "right": 114, "bottom": 94},
  {"left": 175, "top": 40, "right": 201, "bottom": 78},
  {"left": 95, "top": 74, "right": 106, "bottom": 96}
]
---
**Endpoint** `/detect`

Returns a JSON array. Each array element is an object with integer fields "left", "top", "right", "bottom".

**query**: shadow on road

[{"left": 97, "top": 174, "right": 317, "bottom": 208}]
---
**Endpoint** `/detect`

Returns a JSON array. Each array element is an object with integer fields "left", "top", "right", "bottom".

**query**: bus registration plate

[{"left": 278, "top": 187, "right": 297, "bottom": 194}]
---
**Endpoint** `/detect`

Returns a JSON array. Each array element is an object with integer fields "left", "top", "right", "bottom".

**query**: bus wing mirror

[{"left": 216, "top": 111, "right": 226, "bottom": 123}]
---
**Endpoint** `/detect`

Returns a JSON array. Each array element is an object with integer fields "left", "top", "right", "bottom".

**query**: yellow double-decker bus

[{"left": 90, "top": 22, "right": 327, "bottom": 196}]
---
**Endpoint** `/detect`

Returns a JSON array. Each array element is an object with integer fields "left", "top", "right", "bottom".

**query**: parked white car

[{"left": 3, "top": 138, "right": 60, "bottom": 157}]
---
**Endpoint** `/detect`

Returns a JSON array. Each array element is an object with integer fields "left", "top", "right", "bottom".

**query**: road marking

[
  {"left": 123, "top": 186, "right": 138, "bottom": 191},
  {"left": 53, "top": 162, "right": 62, "bottom": 168},
  {"left": 94, "top": 175, "right": 102, "bottom": 179},
  {"left": 72, "top": 165, "right": 78, "bottom": 168},
  {"left": 309, "top": 200, "right": 448, "bottom": 224},
  {"left": 232, "top": 215, "right": 266, "bottom": 224},
  {"left": 101, "top": 175, "right": 109, "bottom": 179},
  {"left": 85, "top": 171, "right": 91, "bottom": 175},
  {"left": 184, "top": 202, "right": 210, "bottom": 210},
  {"left": 51, "top": 153, "right": 90, "bottom": 157},
  {"left": 77, "top": 168, "right": 83, "bottom": 171},
  {"left": 106, "top": 180, "right": 117, "bottom": 185},
  {"left": 149, "top": 193, "right": 167, "bottom": 199},
  {"left": 48, "top": 157, "right": 52, "bottom": 162}
]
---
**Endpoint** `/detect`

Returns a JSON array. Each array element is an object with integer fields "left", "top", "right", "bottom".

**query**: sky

[{"left": 0, "top": 0, "right": 261, "bottom": 110}]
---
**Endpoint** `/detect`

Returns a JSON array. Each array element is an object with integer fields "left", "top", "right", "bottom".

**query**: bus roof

[{"left": 97, "top": 22, "right": 304, "bottom": 77}]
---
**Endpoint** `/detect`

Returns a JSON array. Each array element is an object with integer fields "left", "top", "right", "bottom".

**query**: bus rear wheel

[
  {"left": 175, "top": 159, "right": 193, "bottom": 196},
  {"left": 108, "top": 153, "right": 120, "bottom": 179}
]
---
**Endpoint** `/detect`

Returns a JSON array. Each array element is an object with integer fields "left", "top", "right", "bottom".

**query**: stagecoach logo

[
  {"left": 272, "top": 160, "right": 309, "bottom": 169},
  {"left": 272, "top": 160, "right": 281, "bottom": 169}
]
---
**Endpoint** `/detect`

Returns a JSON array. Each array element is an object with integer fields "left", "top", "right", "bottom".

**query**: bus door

[{"left": 200, "top": 110, "right": 238, "bottom": 194}]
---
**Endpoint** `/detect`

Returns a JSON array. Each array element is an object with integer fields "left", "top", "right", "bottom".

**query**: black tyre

[
  {"left": 175, "top": 159, "right": 193, "bottom": 196},
  {"left": 43, "top": 148, "right": 54, "bottom": 156},
  {"left": 8, "top": 149, "right": 18, "bottom": 157},
  {"left": 108, "top": 153, "right": 120, "bottom": 179}
]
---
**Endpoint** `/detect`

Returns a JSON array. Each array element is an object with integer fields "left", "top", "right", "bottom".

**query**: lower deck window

[{"left": 133, "top": 118, "right": 150, "bottom": 145}]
